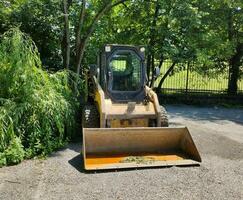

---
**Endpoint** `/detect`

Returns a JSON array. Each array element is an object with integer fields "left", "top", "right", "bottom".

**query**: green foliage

[
  {"left": 4, "top": 136, "right": 25, "bottom": 165},
  {"left": 0, "top": 28, "right": 82, "bottom": 166},
  {"left": 0, "top": 0, "right": 62, "bottom": 69},
  {"left": 1, "top": 1, "right": 242, "bottom": 91}
]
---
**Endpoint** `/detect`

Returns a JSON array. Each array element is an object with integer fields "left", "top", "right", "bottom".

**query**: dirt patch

[{"left": 120, "top": 156, "right": 155, "bottom": 164}]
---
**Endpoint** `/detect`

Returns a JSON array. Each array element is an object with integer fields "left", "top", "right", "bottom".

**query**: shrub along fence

[{"left": 154, "top": 61, "right": 243, "bottom": 105}]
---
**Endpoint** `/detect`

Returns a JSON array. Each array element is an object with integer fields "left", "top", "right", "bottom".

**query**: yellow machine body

[
  {"left": 82, "top": 44, "right": 201, "bottom": 170},
  {"left": 82, "top": 77, "right": 201, "bottom": 170}
]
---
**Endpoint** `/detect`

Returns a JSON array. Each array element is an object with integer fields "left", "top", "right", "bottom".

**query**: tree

[
  {"left": 61, "top": 0, "right": 129, "bottom": 75},
  {"left": 101, "top": 0, "right": 201, "bottom": 91},
  {"left": 226, "top": 6, "right": 243, "bottom": 94},
  {"left": 4, "top": 0, "right": 63, "bottom": 69},
  {"left": 1, "top": 0, "right": 242, "bottom": 93},
  {"left": 194, "top": 0, "right": 243, "bottom": 94}
]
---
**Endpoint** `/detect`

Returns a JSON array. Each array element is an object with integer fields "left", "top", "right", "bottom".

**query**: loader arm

[{"left": 93, "top": 76, "right": 106, "bottom": 128}]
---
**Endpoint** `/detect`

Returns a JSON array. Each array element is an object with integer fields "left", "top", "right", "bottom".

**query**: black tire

[
  {"left": 82, "top": 104, "right": 100, "bottom": 128},
  {"left": 160, "top": 106, "right": 169, "bottom": 127}
]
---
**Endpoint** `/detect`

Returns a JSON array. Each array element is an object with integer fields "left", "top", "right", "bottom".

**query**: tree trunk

[
  {"left": 146, "top": 0, "right": 160, "bottom": 84},
  {"left": 156, "top": 62, "right": 176, "bottom": 93},
  {"left": 76, "top": 40, "right": 86, "bottom": 75},
  {"left": 62, "top": 0, "right": 70, "bottom": 69},
  {"left": 226, "top": 8, "right": 243, "bottom": 95},
  {"left": 150, "top": 57, "right": 163, "bottom": 88},
  {"left": 227, "top": 43, "right": 243, "bottom": 95},
  {"left": 75, "top": 0, "right": 86, "bottom": 52}
]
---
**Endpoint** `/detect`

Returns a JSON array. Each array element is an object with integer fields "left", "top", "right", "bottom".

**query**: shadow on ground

[
  {"left": 167, "top": 105, "right": 243, "bottom": 125},
  {"left": 68, "top": 153, "right": 86, "bottom": 173}
]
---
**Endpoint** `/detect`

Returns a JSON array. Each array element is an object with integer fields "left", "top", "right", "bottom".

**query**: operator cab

[{"left": 98, "top": 45, "right": 146, "bottom": 102}]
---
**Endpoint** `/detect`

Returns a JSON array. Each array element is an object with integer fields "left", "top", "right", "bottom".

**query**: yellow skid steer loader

[{"left": 82, "top": 45, "right": 201, "bottom": 170}]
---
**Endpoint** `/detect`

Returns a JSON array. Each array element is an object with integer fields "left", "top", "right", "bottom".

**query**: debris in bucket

[{"left": 120, "top": 156, "right": 155, "bottom": 164}]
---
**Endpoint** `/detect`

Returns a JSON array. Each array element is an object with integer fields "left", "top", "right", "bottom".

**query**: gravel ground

[{"left": 0, "top": 105, "right": 243, "bottom": 200}]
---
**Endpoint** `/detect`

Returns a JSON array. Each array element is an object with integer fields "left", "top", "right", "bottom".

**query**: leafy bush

[
  {"left": 4, "top": 136, "right": 25, "bottom": 165},
  {"left": 0, "top": 28, "right": 83, "bottom": 166}
]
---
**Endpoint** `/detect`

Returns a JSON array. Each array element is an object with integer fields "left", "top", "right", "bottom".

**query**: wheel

[
  {"left": 82, "top": 103, "right": 100, "bottom": 128},
  {"left": 160, "top": 106, "right": 169, "bottom": 127}
]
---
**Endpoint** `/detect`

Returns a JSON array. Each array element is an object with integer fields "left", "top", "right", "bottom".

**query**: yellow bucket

[{"left": 83, "top": 127, "right": 201, "bottom": 170}]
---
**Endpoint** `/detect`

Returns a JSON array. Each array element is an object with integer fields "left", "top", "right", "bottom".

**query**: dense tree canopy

[{"left": 0, "top": 0, "right": 242, "bottom": 93}]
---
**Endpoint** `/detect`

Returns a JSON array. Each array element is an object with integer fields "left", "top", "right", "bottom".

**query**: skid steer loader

[{"left": 82, "top": 44, "right": 201, "bottom": 170}]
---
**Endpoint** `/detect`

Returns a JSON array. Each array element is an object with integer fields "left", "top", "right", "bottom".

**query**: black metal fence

[{"left": 154, "top": 61, "right": 243, "bottom": 94}]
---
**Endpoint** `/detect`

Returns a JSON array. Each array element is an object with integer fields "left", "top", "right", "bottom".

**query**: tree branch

[
  {"left": 85, "top": 0, "right": 127, "bottom": 40},
  {"left": 75, "top": 0, "right": 129, "bottom": 75},
  {"left": 156, "top": 62, "right": 176, "bottom": 93}
]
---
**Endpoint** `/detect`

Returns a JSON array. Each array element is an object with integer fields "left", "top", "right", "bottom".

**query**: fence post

[{"left": 185, "top": 62, "right": 190, "bottom": 95}]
